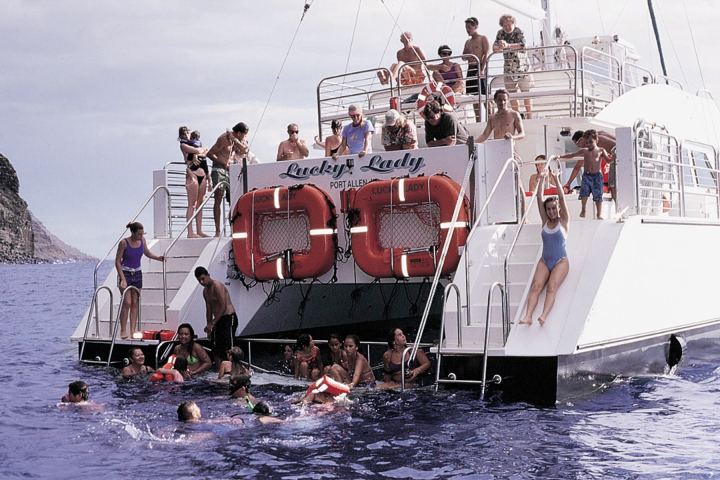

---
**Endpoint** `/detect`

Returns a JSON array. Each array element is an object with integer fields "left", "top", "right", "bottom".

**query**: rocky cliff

[{"left": 0, "top": 153, "right": 93, "bottom": 263}]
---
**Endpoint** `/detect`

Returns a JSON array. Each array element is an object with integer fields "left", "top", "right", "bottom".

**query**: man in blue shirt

[{"left": 332, "top": 105, "right": 374, "bottom": 159}]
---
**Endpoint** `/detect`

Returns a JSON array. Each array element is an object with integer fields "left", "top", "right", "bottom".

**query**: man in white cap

[{"left": 381, "top": 109, "right": 417, "bottom": 151}]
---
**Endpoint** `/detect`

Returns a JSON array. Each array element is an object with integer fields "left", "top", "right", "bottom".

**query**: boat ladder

[{"left": 432, "top": 282, "right": 503, "bottom": 399}]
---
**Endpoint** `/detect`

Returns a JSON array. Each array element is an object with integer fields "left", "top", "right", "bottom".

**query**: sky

[{"left": 1, "top": 0, "right": 718, "bottom": 258}]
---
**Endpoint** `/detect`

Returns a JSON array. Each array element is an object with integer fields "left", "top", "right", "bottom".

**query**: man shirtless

[
  {"left": 206, "top": 122, "right": 250, "bottom": 236},
  {"left": 557, "top": 129, "right": 612, "bottom": 219},
  {"left": 462, "top": 16, "right": 490, "bottom": 122},
  {"left": 475, "top": 89, "right": 525, "bottom": 144},
  {"left": 195, "top": 266, "right": 237, "bottom": 368},
  {"left": 276, "top": 123, "right": 309, "bottom": 161},
  {"left": 377, "top": 31, "right": 427, "bottom": 86}
]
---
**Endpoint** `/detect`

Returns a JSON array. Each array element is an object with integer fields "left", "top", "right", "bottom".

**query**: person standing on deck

[
  {"left": 332, "top": 105, "right": 374, "bottom": 159},
  {"left": 115, "top": 222, "right": 164, "bottom": 339},
  {"left": 206, "top": 122, "right": 250, "bottom": 237},
  {"left": 194, "top": 266, "right": 237, "bottom": 369},
  {"left": 276, "top": 123, "right": 309, "bottom": 161},
  {"left": 462, "top": 17, "right": 490, "bottom": 122},
  {"left": 377, "top": 31, "right": 428, "bottom": 86}
]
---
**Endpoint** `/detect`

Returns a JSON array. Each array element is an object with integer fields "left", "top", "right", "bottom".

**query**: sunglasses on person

[
  {"left": 439, "top": 51, "right": 452, "bottom": 57},
  {"left": 349, "top": 113, "right": 361, "bottom": 119},
  {"left": 288, "top": 129, "right": 299, "bottom": 134}
]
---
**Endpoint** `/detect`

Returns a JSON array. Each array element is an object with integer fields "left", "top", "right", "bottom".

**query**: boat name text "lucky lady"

[{"left": 279, "top": 153, "right": 426, "bottom": 181}]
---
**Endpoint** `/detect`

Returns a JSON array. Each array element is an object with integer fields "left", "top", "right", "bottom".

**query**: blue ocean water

[{"left": 1, "top": 262, "right": 720, "bottom": 479}]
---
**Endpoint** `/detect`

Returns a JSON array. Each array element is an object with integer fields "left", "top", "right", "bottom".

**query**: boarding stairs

[{"left": 79, "top": 237, "right": 212, "bottom": 366}]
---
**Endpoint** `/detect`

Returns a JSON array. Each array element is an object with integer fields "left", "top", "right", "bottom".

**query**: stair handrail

[
  {"left": 481, "top": 282, "right": 505, "bottom": 399},
  {"left": 161, "top": 180, "right": 230, "bottom": 322},
  {"left": 79, "top": 286, "right": 114, "bottom": 362},
  {"left": 408, "top": 141, "right": 477, "bottom": 364},
  {"left": 501, "top": 165, "right": 550, "bottom": 338},
  {"left": 462, "top": 155, "right": 520, "bottom": 328},
  {"left": 107, "top": 286, "right": 141, "bottom": 367},
  {"left": 432, "top": 282, "right": 462, "bottom": 392},
  {"left": 93, "top": 185, "right": 172, "bottom": 293}
]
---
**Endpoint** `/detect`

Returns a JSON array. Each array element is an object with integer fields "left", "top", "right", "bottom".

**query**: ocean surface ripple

[{"left": 1, "top": 262, "right": 719, "bottom": 479}]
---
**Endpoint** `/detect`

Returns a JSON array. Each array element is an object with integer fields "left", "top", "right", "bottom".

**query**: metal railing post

[
  {"left": 481, "top": 282, "right": 504, "bottom": 399},
  {"left": 79, "top": 286, "right": 114, "bottom": 361}
]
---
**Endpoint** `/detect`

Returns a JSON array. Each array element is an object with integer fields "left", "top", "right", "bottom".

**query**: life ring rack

[{"left": 231, "top": 183, "right": 338, "bottom": 282}]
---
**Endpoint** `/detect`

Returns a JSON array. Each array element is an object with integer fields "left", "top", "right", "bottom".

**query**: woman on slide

[{"left": 519, "top": 167, "right": 569, "bottom": 326}]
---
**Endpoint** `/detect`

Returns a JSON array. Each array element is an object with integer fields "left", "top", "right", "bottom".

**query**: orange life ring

[
  {"left": 349, "top": 174, "right": 470, "bottom": 278},
  {"left": 305, "top": 375, "right": 350, "bottom": 398},
  {"left": 149, "top": 354, "right": 176, "bottom": 382},
  {"left": 231, "top": 184, "right": 338, "bottom": 281},
  {"left": 416, "top": 82, "right": 456, "bottom": 112}
]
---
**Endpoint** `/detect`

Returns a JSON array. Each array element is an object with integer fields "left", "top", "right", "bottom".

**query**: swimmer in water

[
  {"left": 229, "top": 376, "right": 283, "bottom": 424},
  {"left": 217, "top": 346, "right": 251, "bottom": 379},
  {"left": 177, "top": 400, "right": 202, "bottom": 422},
  {"left": 61, "top": 380, "right": 89, "bottom": 403}
]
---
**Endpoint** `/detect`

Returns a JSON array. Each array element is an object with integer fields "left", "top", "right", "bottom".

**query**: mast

[{"left": 646, "top": 0, "right": 668, "bottom": 78}]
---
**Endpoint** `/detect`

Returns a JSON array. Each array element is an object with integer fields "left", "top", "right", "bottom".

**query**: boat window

[
  {"left": 691, "top": 150, "right": 717, "bottom": 189},
  {"left": 681, "top": 150, "right": 696, "bottom": 187}
]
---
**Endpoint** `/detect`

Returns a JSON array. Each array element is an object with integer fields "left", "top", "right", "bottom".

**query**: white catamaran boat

[{"left": 72, "top": 2, "right": 720, "bottom": 403}]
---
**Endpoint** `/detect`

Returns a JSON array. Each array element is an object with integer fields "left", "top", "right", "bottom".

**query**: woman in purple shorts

[{"left": 114, "top": 222, "right": 164, "bottom": 339}]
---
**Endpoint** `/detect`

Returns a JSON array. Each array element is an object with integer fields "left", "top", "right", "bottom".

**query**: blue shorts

[
  {"left": 119, "top": 270, "right": 143, "bottom": 289},
  {"left": 580, "top": 172, "right": 603, "bottom": 202}
]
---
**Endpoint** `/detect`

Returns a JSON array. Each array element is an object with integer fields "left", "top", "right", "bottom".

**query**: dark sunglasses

[{"left": 289, "top": 130, "right": 299, "bottom": 134}]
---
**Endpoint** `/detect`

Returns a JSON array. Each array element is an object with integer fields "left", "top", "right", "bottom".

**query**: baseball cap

[{"left": 384, "top": 109, "right": 401, "bottom": 127}]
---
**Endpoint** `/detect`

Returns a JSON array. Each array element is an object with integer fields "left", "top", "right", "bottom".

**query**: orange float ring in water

[
  {"left": 305, "top": 375, "right": 351, "bottom": 398},
  {"left": 415, "top": 82, "right": 456, "bottom": 112},
  {"left": 149, "top": 354, "right": 176, "bottom": 382}
]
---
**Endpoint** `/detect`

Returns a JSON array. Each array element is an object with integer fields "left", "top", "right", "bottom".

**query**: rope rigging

[{"left": 250, "top": 1, "right": 314, "bottom": 149}]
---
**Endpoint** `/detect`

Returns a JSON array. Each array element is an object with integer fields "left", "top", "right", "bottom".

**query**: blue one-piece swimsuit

[{"left": 541, "top": 223, "right": 567, "bottom": 271}]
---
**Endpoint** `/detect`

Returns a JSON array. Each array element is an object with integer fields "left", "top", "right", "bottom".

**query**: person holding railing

[
  {"left": 115, "top": 221, "right": 164, "bottom": 339},
  {"left": 423, "top": 100, "right": 468, "bottom": 146},
  {"left": 382, "top": 109, "right": 418, "bottom": 151},
  {"left": 427, "top": 45, "right": 465, "bottom": 94},
  {"left": 332, "top": 105, "right": 374, "bottom": 159},
  {"left": 462, "top": 17, "right": 490, "bottom": 122},
  {"left": 380, "top": 327, "right": 430, "bottom": 389},
  {"left": 519, "top": 168, "right": 569, "bottom": 327},
  {"left": 377, "top": 31, "right": 427, "bottom": 86},
  {"left": 493, "top": 14, "right": 534, "bottom": 119},
  {"left": 178, "top": 126, "right": 210, "bottom": 238}
]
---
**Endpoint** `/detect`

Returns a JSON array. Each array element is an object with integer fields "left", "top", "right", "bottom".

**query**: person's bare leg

[
  {"left": 524, "top": 98, "right": 533, "bottom": 119},
  {"left": 186, "top": 176, "right": 199, "bottom": 238},
  {"left": 195, "top": 178, "right": 209, "bottom": 237},
  {"left": 298, "top": 361, "right": 309, "bottom": 379},
  {"left": 129, "top": 290, "right": 139, "bottom": 337},
  {"left": 538, "top": 259, "right": 569, "bottom": 326},
  {"left": 580, "top": 197, "right": 588, "bottom": 218},
  {"left": 610, "top": 187, "right": 617, "bottom": 203},
  {"left": 520, "top": 260, "right": 550, "bottom": 325},
  {"left": 377, "top": 69, "right": 390, "bottom": 85},
  {"left": 119, "top": 291, "right": 131, "bottom": 338},
  {"left": 595, "top": 200, "right": 603, "bottom": 220},
  {"left": 330, "top": 364, "right": 350, "bottom": 383},
  {"left": 213, "top": 190, "right": 223, "bottom": 237}
]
